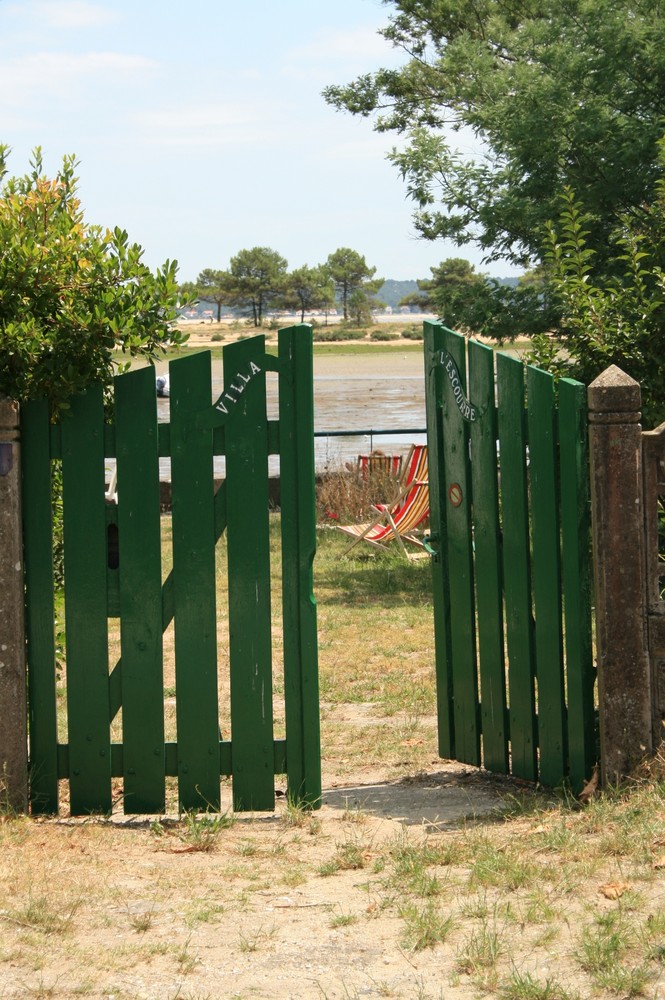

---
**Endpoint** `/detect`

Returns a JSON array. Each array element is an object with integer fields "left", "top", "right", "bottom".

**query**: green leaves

[
  {"left": 529, "top": 183, "right": 665, "bottom": 424},
  {"left": 325, "top": 248, "right": 381, "bottom": 322},
  {"left": 284, "top": 265, "right": 335, "bottom": 323},
  {"left": 324, "top": 0, "right": 665, "bottom": 268},
  {"left": 0, "top": 149, "right": 181, "bottom": 412}
]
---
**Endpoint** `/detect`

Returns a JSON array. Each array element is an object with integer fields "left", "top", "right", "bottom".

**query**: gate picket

[
  {"left": 61, "top": 386, "right": 112, "bottom": 814},
  {"left": 21, "top": 399, "right": 59, "bottom": 814},
  {"left": 558, "top": 379, "right": 595, "bottom": 791},
  {"left": 440, "top": 330, "right": 480, "bottom": 765},
  {"left": 527, "top": 366, "right": 567, "bottom": 785},
  {"left": 170, "top": 352, "right": 221, "bottom": 811},
  {"left": 424, "top": 323, "right": 455, "bottom": 759},
  {"left": 468, "top": 340, "right": 508, "bottom": 774},
  {"left": 115, "top": 366, "right": 165, "bottom": 813},
  {"left": 278, "top": 327, "right": 321, "bottom": 807},
  {"left": 497, "top": 353, "right": 538, "bottom": 781},
  {"left": 224, "top": 337, "right": 275, "bottom": 812}
]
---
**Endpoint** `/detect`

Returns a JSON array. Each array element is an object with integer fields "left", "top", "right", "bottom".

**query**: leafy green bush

[
  {"left": 401, "top": 326, "right": 424, "bottom": 341},
  {"left": 0, "top": 147, "right": 184, "bottom": 412},
  {"left": 529, "top": 174, "right": 665, "bottom": 426},
  {"left": 370, "top": 330, "right": 399, "bottom": 341},
  {"left": 312, "top": 327, "right": 364, "bottom": 342}
]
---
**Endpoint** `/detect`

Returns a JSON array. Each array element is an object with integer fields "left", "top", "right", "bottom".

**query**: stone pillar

[
  {"left": 588, "top": 366, "right": 652, "bottom": 785},
  {"left": 0, "top": 396, "right": 28, "bottom": 812}
]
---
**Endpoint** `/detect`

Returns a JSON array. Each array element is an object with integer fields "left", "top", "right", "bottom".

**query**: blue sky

[{"left": 0, "top": 0, "right": 519, "bottom": 283}]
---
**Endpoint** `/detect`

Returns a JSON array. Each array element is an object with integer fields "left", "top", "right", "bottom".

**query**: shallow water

[{"left": 154, "top": 353, "right": 427, "bottom": 477}]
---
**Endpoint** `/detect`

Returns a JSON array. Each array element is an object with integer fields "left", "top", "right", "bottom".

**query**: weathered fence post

[
  {"left": 588, "top": 366, "right": 652, "bottom": 785},
  {"left": 0, "top": 396, "right": 28, "bottom": 812}
]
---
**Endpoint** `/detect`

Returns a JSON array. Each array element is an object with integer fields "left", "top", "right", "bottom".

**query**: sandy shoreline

[{"left": 176, "top": 325, "right": 428, "bottom": 381}]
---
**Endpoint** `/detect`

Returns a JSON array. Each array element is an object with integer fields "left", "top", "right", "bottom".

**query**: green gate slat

[
  {"left": 115, "top": 366, "right": 165, "bottom": 813},
  {"left": 61, "top": 386, "right": 112, "bottom": 814},
  {"left": 440, "top": 329, "right": 480, "bottom": 764},
  {"left": 424, "top": 322, "right": 455, "bottom": 759},
  {"left": 278, "top": 326, "right": 321, "bottom": 808},
  {"left": 170, "top": 352, "right": 220, "bottom": 811},
  {"left": 558, "top": 378, "right": 595, "bottom": 792},
  {"left": 21, "top": 399, "right": 59, "bottom": 814},
  {"left": 468, "top": 341, "right": 508, "bottom": 773},
  {"left": 496, "top": 353, "right": 537, "bottom": 781},
  {"left": 527, "top": 366, "right": 567, "bottom": 785},
  {"left": 224, "top": 337, "right": 275, "bottom": 811}
]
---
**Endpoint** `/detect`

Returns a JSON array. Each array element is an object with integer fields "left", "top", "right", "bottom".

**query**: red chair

[{"left": 337, "top": 444, "right": 429, "bottom": 558}]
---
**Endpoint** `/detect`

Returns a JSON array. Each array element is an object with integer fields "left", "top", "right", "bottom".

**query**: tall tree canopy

[
  {"left": 324, "top": 0, "right": 665, "bottom": 269},
  {"left": 0, "top": 147, "right": 182, "bottom": 410},
  {"left": 325, "top": 247, "right": 382, "bottom": 321},
  {"left": 285, "top": 265, "right": 335, "bottom": 323},
  {"left": 225, "top": 246, "right": 288, "bottom": 326},
  {"left": 405, "top": 258, "right": 558, "bottom": 341},
  {"left": 195, "top": 269, "right": 230, "bottom": 322}
]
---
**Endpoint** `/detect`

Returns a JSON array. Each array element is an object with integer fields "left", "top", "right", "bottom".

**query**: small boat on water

[{"left": 156, "top": 374, "right": 170, "bottom": 398}]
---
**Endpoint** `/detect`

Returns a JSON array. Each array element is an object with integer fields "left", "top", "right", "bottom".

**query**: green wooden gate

[
  {"left": 21, "top": 327, "right": 320, "bottom": 816},
  {"left": 424, "top": 323, "right": 596, "bottom": 791}
]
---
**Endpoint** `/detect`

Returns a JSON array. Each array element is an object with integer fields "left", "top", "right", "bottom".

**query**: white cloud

[
  {"left": 8, "top": 1, "right": 118, "bottom": 30},
  {"left": 279, "top": 23, "right": 406, "bottom": 88},
  {"left": 0, "top": 51, "right": 156, "bottom": 100},
  {"left": 130, "top": 101, "right": 281, "bottom": 149},
  {"left": 288, "top": 24, "right": 395, "bottom": 66}
]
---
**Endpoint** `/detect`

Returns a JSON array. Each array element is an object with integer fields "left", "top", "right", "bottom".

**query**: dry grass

[
  {"left": 5, "top": 519, "right": 665, "bottom": 999},
  {"left": 1, "top": 760, "right": 663, "bottom": 998}
]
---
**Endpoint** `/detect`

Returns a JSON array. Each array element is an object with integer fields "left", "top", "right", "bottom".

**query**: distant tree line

[{"left": 180, "top": 247, "right": 384, "bottom": 327}]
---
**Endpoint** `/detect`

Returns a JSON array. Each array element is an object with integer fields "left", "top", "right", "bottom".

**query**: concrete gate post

[
  {"left": 588, "top": 366, "right": 652, "bottom": 785},
  {"left": 0, "top": 396, "right": 28, "bottom": 812}
]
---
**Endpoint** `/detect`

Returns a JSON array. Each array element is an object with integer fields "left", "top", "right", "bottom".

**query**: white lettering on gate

[
  {"left": 213, "top": 362, "right": 263, "bottom": 415},
  {"left": 437, "top": 351, "right": 477, "bottom": 422}
]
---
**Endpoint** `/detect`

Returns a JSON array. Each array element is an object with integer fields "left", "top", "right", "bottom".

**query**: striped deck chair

[{"left": 338, "top": 444, "right": 429, "bottom": 558}]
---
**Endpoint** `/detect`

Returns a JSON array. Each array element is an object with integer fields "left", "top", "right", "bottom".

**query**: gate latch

[{"left": 423, "top": 532, "right": 439, "bottom": 563}]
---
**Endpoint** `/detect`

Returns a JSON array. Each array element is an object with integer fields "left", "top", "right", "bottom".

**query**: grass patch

[{"left": 399, "top": 901, "right": 454, "bottom": 951}]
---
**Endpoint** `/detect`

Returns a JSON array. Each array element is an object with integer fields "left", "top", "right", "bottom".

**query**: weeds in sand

[
  {"left": 329, "top": 908, "right": 359, "bottom": 929},
  {"left": 128, "top": 907, "right": 155, "bottom": 933},
  {"left": 238, "top": 923, "right": 275, "bottom": 953},
  {"left": 318, "top": 833, "right": 370, "bottom": 876},
  {"left": 341, "top": 799, "right": 367, "bottom": 824},
  {"left": 1, "top": 895, "right": 79, "bottom": 936},
  {"left": 455, "top": 919, "right": 504, "bottom": 990},
  {"left": 185, "top": 900, "right": 225, "bottom": 926},
  {"left": 23, "top": 973, "right": 68, "bottom": 998},
  {"left": 281, "top": 794, "right": 322, "bottom": 834},
  {"left": 458, "top": 891, "right": 490, "bottom": 920},
  {"left": 175, "top": 810, "right": 233, "bottom": 852},
  {"left": 174, "top": 935, "right": 199, "bottom": 973},
  {"left": 168, "top": 992, "right": 213, "bottom": 1000},
  {"left": 399, "top": 900, "right": 454, "bottom": 951},
  {"left": 236, "top": 838, "right": 258, "bottom": 857},
  {"left": 575, "top": 909, "right": 654, "bottom": 995},
  {"left": 469, "top": 841, "right": 540, "bottom": 891},
  {"left": 387, "top": 833, "right": 459, "bottom": 900},
  {"left": 499, "top": 970, "right": 578, "bottom": 1000},
  {"left": 282, "top": 866, "right": 308, "bottom": 888}
]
